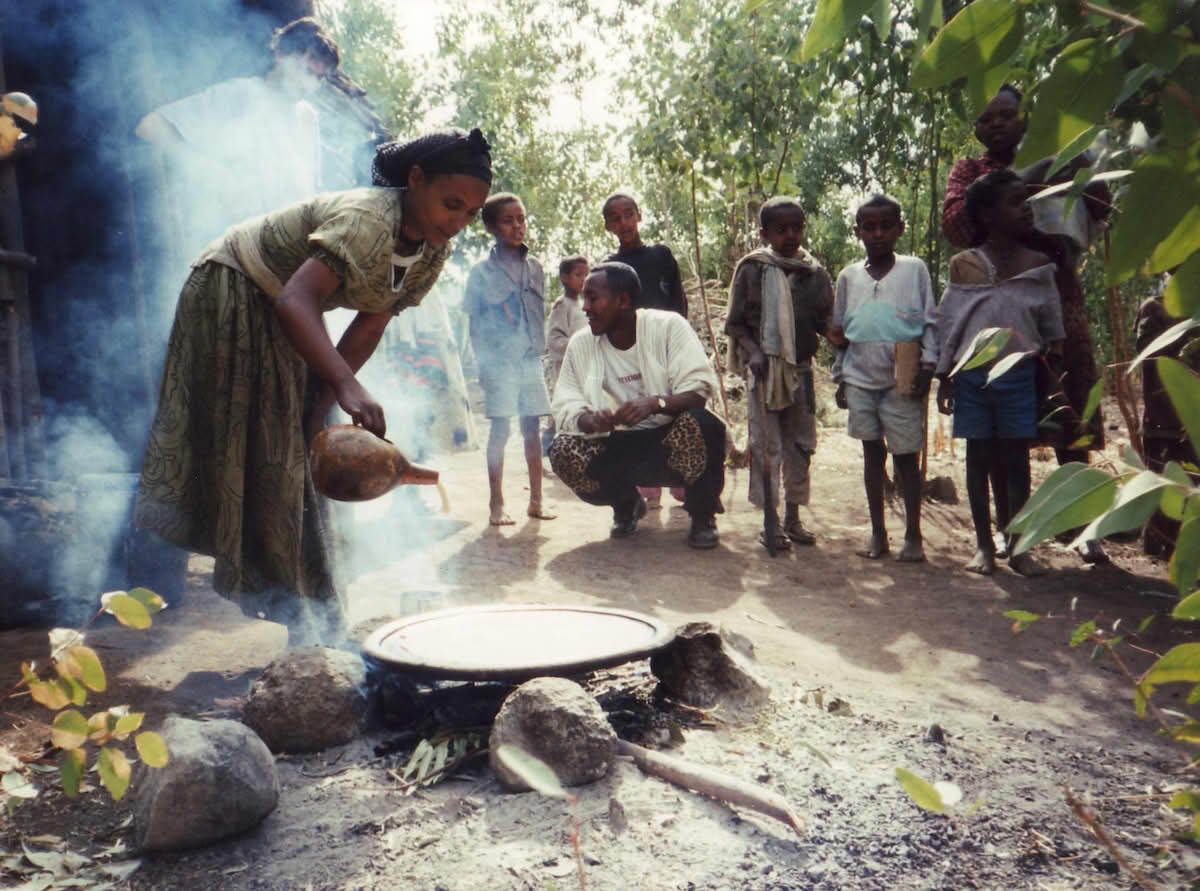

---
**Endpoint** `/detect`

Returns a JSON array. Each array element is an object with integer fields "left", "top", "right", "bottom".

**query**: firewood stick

[{"left": 617, "top": 739, "right": 804, "bottom": 835}]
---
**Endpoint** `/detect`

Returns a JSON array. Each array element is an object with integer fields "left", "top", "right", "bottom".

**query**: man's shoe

[
  {"left": 687, "top": 515, "right": 719, "bottom": 550},
  {"left": 611, "top": 496, "right": 648, "bottom": 538}
]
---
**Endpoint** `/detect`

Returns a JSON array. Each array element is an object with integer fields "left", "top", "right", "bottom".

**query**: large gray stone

[
  {"left": 134, "top": 717, "right": 278, "bottom": 851},
  {"left": 650, "top": 622, "right": 771, "bottom": 712},
  {"left": 243, "top": 646, "right": 369, "bottom": 753},
  {"left": 489, "top": 677, "right": 617, "bottom": 792}
]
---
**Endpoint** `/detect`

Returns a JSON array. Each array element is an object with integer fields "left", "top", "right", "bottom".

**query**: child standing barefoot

[
  {"left": 830, "top": 195, "right": 937, "bottom": 562},
  {"left": 935, "top": 169, "right": 1064, "bottom": 576},
  {"left": 542, "top": 256, "right": 590, "bottom": 454},
  {"left": 465, "top": 192, "right": 556, "bottom": 525}
]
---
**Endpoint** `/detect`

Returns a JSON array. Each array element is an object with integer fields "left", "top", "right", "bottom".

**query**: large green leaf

[
  {"left": 895, "top": 767, "right": 945, "bottom": 814},
  {"left": 1068, "top": 470, "right": 1175, "bottom": 549},
  {"left": 1141, "top": 643, "right": 1200, "bottom": 706},
  {"left": 1108, "top": 149, "right": 1200, "bottom": 285},
  {"left": 1174, "top": 583, "right": 1200, "bottom": 620},
  {"left": 1164, "top": 251, "right": 1200, "bottom": 318},
  {"left": 1149, "top": 205, "right": 1200, "bottom": 275},
  {"left": 800, "top": 0, "right": 876, "bottom": 61},
  {"left": 984, "top": 350, "right": 1034, "bottom": 385},
  {"left": 870, "top": 0, "right": 891, "bottom": 40},
  {"left": 910, "top": 0, "right": 1022, "bottom": 91},
  {"left": 1171, "top": 518, "right": 1200, "bottom": 597},
  {"left": 1045, "top": 125, "right": 1102, "bottom": 182},
  {"left": 1009, "top": 462, "right": 1092, "bottom": 531},
  {"left": 1158, "top": 357, "right": 1200, "bottom": 455},
  {"left": 1010, "top": 468, "right": 1118, "bottom": 555},
  {"left": 911, "top": 0, "right": 943, "bottom": 59},
  {"left": 1015, "top": 40, "right": 1125, "bottom": 166}
]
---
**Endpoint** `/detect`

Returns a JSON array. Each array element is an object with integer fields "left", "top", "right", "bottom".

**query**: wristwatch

[{"left": 655, "top": 396, "right": 668, "bottom": 411}]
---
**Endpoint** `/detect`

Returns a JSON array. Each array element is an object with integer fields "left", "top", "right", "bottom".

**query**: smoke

[{"left": 1, "top": 0, "right": 441, "bottom": 631}]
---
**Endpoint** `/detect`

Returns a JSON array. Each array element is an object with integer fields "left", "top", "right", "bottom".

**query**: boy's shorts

[
  {"left": 845, "top": 383, "right": 926, "bottom": 454},
  {"left": 951, "top": 361, "right": 1037, "bottom": 440},
  {"left": 479, "top": 353, "right": 551, "bottom": 419}
]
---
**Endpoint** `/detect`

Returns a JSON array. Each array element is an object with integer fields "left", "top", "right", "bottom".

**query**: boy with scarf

[{"left": 725, "top": 197, "right": 834, "bottom": 550}]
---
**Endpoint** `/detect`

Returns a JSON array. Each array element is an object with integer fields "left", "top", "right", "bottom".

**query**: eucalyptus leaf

[
  {"left": 1068, "top": 470, "right": 1177, "bottom": 549},
  {"left": 1170, "top": 518, "right": 1200, "bottom": 597},
  {"left": 1126, "top": 317, "right": 1200, "bottom": 374},
  {"left": 1108, "top": 150, "right": 1200, "bottom": 285},
  {"left": 1141, "top": 643, "right": 1200, "bottom": 706},
  {"left": 1157, "top": 358, "right": 1200, "bottom": 455},
  {"left": 1008, "top": 463, "right": 1093, "bottom": 532},
  {"left": 984, "top": 350, "right": 1034, "bottom": 386},
  {"left": 895, "top": 767, "right": 945, "bottom": 814},
  {"left": 1163, "top": 251, "right": 1200, "bottom": 319},
  {"left": 1045, "top": 125, "right": 1102, "bottom": 182},
  {"left": 800, "top": 0, "right": 876, "bottom": 62},
  {"left": 1010, "top": 469, "right": 1118, "bottom": 555},
  {"left": 494, "top": 744, "right": 568, "bottom": 799},
  {"left": 910, "top": 0, "right": 1022, "bottom": 91}
]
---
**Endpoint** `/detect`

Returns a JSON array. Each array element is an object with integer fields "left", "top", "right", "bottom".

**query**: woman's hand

[
  {"left": 334, "top": 377, "right": 386, "bottom": 437},
  {"left": 936, "top": 378, "right": 955, "bottom": 415}
]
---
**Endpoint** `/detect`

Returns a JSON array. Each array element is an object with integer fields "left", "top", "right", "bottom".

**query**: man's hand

[
  {"left": 580, "top": 409, "right": 617, "bottom": 434},
  {"left": 936, "top": 378, "right": 955, "bottom": 416},
  {"left": 748, "top": 347, "right": 768, "bottom": 381},
  {"left": 914, "top": 363, "right": 935, "bottom": 398},
  {"left": 834, "top": 381, "right": 848, "bottom": 410},
  {"left": 613, "top": 397, "right": 658, "bottom": 428}
]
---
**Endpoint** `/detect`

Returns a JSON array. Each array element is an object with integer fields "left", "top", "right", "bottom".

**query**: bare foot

[
  {"left": 527, "top": 502, "right": 557, "bottom": 520},
  {"left": 1009, "top": 552, "right": 1048, "bottom": 577},
  {"left": 965, "top": 549, "right": 996, "bottom": 574},
  {"left": 896, "top": 538, "right": 926, "bottom": 563},
  {"left": 489, "top": 502, "right": 515, "bottom": 526},
  {"left": 855, "top": 533, "right": 889, "bottom": 559}
]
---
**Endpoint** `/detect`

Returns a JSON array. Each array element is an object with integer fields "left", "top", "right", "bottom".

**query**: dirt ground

[{"left": 3, "top": 393, "right": 1199, "bottom": 890}]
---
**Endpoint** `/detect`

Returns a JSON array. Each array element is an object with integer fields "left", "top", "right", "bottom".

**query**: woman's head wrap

[{"left": 372, "top": 128, "right": 492, "bottom": 188}]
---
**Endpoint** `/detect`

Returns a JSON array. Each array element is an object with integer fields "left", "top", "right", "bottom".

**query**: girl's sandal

[{"left": 527, "top": 502, "right": 557, "bottom": 520}]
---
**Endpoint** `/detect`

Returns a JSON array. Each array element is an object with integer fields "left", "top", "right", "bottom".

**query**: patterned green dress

[{"left": 135, "top": 188, "right": 448, "bottom": 637}]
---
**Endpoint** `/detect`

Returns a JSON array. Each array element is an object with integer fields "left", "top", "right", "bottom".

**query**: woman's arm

[{"left": 272, "top": 257, "right": 388, "bottom": 436}]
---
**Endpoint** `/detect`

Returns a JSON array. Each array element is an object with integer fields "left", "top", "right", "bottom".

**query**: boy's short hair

[
  {"left": 602, "top": 191, "right": 639, "bottom": 221},
  {"left": 271, "top": 17, "right": 339, "bottom": 68},
  {"left": 481, "top": 192, "right": 522, "bottom": 229},
  {"left": 759, "top": 196, "right": 806, "bottom": 229},
  {"left": 591, "top": 261, "right": 641, "bottom": 305},
  {"left": 855, "top": 193, "right": 903, "bottom": 224},
  {"left": 558, "top": 255, "right": 588, "bottom": 277},
  {"left": 964, "top": 168, "right": 1024, "bottom": 233},
  {"left": 996, "top": 82, "right": 1022, "bottom": 103}
]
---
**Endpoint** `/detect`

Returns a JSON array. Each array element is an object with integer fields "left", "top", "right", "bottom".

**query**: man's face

[
  {"left": 488, "top": 199, "right": 526, "bottom": 249},
  {"left": 603, "top": 198, "right": 641, "bottom": 247},
  {"left": 760, "top": 207, "right": 806, "bottom": 258},
  {"left": 854, "top": 206, "right": 904, "bottom": 263},
  {"left": 582, "top": 271, "right": 626, "bottom": 336},
  {"left": 560, "top": 261, "right": 588, "bottom": 296},
  {"left": 975, "top": 90, "right": 1025, "bottom": 155}
]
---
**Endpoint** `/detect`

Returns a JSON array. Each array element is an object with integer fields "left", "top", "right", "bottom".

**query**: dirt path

[{"left": 2, "top": 400, "right": 1196, "bottom": 890}]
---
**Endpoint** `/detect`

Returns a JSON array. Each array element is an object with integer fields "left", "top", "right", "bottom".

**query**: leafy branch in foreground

[{"left": 2, "top": 588, "right": 170, "bottom": 808}]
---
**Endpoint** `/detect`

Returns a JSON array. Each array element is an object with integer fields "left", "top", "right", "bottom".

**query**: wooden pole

[{"left": 689, "top": 164, "right": 732, "bottom": 427}]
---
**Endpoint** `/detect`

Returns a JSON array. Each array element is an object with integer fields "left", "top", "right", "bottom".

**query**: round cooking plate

[{"left": 362, "top": 604, "right": 675, "bottom": 681}]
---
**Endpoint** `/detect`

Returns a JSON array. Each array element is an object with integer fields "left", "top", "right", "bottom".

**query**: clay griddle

[{"left": 362, "top": 604, "right": 675, "bottom": 681}]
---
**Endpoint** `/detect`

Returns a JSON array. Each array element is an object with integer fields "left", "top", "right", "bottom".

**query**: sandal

[
  {"left": 784, "top": 519, "right": 816, "bottom": 545},
  {"left": 758, "top": 530, "right": 792, "bottom": 551}
]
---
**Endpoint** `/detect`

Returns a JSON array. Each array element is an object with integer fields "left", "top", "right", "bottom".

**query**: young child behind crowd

[
  {"left": 830, "top": 195, "right": 937, "bottom": 562},
  {"left": 602, "top": 190, "right": 688, "bottom": 508},
  {"left": 934, "top": 168, "right": 1064, "bottom": 576},
  {"left": 464, "top": 192, "right": 556, "bottom": 525},
  {"left": 542, "top": 255, "right": 589, "bottom": 454},
  {"left": 725, "top": 196, "right": 834, "bottom": 551}
]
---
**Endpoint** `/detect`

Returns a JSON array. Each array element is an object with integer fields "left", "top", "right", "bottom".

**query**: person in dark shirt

[
  {"left": 601, "top": 191, "right": 690, "bottom": 509},
  {"left": 603, "top": 191, "right": 688, "bottom": 316}
]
